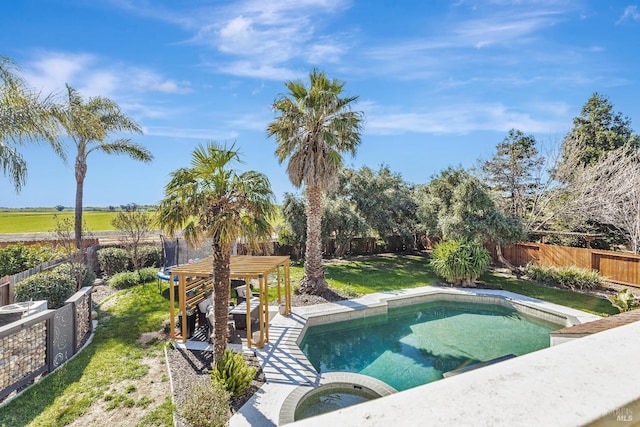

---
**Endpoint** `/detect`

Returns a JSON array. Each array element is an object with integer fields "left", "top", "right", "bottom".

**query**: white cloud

[
  {"left": 22, "top": 52, "right": 95, "bottom": 95},
  {"left": 21, "top": 51, "right": 192, "bottom": 99},
  {"left": 115, "top": 0, "right": 353, "bottom": 78},
  {"left": 306, "top": 42, "right": 346, "bottom": 64},
  {"left": 618, "top": 5, "right": 640, "bottom": 23},
  {"left": 129, "top": 68, "right": 192, "bottom": 94},
  {"left": 216, "top": 61, "right": 302, "bottom": 81},
  {"left": 366, "top": 102, "right": 568, "bottom": 136},
  {"left": 120, "top": 102, "right": 188, "bottom": 120}
]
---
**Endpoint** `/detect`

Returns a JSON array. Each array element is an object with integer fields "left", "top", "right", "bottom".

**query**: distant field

[
  {"left": 0, "top": 211, "right": 128, "bottom": 233},
  {"left": 0, "top": 206, "right": 280, "bottom": 234}
]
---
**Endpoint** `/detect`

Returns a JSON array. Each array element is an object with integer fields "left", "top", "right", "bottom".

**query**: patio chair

[
  {"left": 157, "top": 235, "right": 179, "bottom": 291},
  {"left": 235, "top": 285, "right": 259, "bottom": 304}
]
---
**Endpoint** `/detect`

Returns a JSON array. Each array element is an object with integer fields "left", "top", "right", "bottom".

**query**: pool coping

[
  {"left": 228, "top": 286, "right": 602, "bottom": 426},
  {"left": 278, "top": 372, "right": 397, "bottom": 425}
]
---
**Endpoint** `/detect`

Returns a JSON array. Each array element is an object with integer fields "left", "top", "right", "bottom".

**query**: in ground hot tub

[{"left": 279, "top": 372, "right": 396, "bottom": 424}]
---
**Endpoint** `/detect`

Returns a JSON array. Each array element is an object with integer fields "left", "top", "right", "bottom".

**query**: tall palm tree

[
  {"left": 267, "top": 69, "right": 363, "bottom": 293},
  {"left": 157, "top": 142, "right": 276, "bottom": 362},
  {"left": 0, "top": 56, "right": 62, "bottom": 192},
  {"left": 55, "top": 84, "right": 152, "bottom": 250}
]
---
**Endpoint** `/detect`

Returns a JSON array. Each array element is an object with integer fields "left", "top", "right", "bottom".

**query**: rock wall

[{"left": 0, "top": 320, "right": 47, "bottom": 393}]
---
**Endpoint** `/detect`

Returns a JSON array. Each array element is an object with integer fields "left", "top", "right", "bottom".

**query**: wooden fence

[{"left": 491, "top": 242, "right": 640, "bottom": 287}]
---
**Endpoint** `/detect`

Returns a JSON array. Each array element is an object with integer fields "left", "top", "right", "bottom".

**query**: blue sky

[{"left": 1, "top": 0, "right": 639, "bottom": 208}]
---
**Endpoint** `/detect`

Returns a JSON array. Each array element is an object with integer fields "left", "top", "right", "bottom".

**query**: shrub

[
  {"left": 108, "top": 271, "right": 140, "bottom": 289},
  {"left": 0, "top": 243, "right": 64, "bottom": 276},
  {"left": 14, "top": 271, "right": 75, "bottom": 309},
  {"left": 137, "top": 267, "right": 159, "bottom": 283},
  {"left": 108, "top": 267, "right": 158, "bottom": 289},
  {"left": 430, "top": 239, "right": 490, "bottom": 286},
  {"left": 138, "top": 245, "right": 162, "bottom": 268},
  {"left": 98, "top": 247, "right": 130, "bottom": 276},
  {"left": 179, "top": 380, "right": 230, "bottom": 427},
  {"left": 525, "top": 264, "right": 604, "bottom": 290},
  {"left": 607, "top": 288, "right": 637, "bottom": 313},
  {"left": 52, "top": 263, "right": 97, "bottom": 288},
  {"left": 210, "top": 349, "right": 256, "bottom": 396}
]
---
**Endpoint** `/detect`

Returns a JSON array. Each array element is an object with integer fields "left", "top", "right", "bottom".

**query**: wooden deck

[{"left": 551, "top": 310, "right": 640, "bottom": 337}]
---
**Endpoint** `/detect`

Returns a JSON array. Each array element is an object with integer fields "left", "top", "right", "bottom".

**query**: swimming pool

[{"left": 299, "top": 300, "right": 562, "bottom": 391}]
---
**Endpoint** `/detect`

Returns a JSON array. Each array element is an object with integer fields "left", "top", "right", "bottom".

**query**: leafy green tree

[
  {"left": 279, "top": 191, "right": 367, "bottom": 258},
  {"left": 157, "top": 142, "right": 276, "bottom": 362},
  {"left": 55, "top": 84, "right": 151, "bottom": 251},
  {"left": 278, "top": 193, "right": 307, "bottom": 258},
  {"left": 415, "top": 167, "right": 471, "bottom": 241},
  {"left": 322, "top": 197, "right": 368, "bottom": 257},
  {"left": 341, "top": 165, "right": 417, "bottom": 248},
  {"left": 417, "top": 168, "right": 524, "bottom": 266},
  {"left": 0, "top": 56, "right": 62, "bottom": 192},
  {"left": 481, "top": 129, "right": 543, "bottom": 219},
  {"left": 558, "top": 93, "right": 640, "bottom": 178},
  {"left": 268, "top": 69, "right": 363, "bottom": 293},
  {"left": 444, "top": 177, "right": 524, "bottom": 249}
]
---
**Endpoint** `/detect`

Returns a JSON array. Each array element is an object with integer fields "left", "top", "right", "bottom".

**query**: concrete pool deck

[{"left": 229, "top": 286, "right": 608, "bottom": 426}]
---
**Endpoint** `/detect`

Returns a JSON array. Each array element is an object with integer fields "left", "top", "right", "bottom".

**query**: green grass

[
  {"left": 478, "top": 272, "right": 618, "bottom": 316},
  {"left": 324, "top": 254, "right": 440, "bottom": 295},
  {"left": 0, "top": 211, "right": 127, "bottom": 233},
  {"left": 277, "top": 254, "right": 615, "bottom": 316},
  {"left": 0, "top": 283, "right": 174, "bottom": 427},
  {"left": 264, "top": 255, "right": 438, "bottom": 302}
]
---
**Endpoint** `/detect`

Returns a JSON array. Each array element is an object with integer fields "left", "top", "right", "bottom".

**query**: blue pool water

[{"left": 300, "top": 300, "right": 561, "bottom": 391}]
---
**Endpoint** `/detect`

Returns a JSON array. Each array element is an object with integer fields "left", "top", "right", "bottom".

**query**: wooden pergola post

[{"left": 244, "top": 277, "right": 252, "bottom": 348}]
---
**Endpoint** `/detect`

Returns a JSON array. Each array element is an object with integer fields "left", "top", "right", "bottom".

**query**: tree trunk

[
  {"left": 211, "top": 241, "right": 231, "bottom": 364},
  {"left": 300, "top": 185, "right": 327, "bottom": 294},
  {"left": 495, "top": 243, "right": 517, "bottom": 271},
  {"left": 74, "top": 155, "right": 87, "bottom": 254}
]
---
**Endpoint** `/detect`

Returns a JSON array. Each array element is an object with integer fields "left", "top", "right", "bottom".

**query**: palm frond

[
  {"left": 157, "top": 141, "right": 276, "bottom": 249},
  {"left": 92, "top": 139, "right": 153, "bottom": 161}
]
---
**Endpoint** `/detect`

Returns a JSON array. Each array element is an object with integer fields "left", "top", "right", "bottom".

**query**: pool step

[{"left": 443, "top": 354, "right": 516, "bottom": 378}]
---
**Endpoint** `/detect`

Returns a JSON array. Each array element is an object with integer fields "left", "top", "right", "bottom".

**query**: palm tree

[
  {"left": 157, "top": 142, "right": 276, "bottom": 362},
  {"left": 55, "top": 84, "right": 152, "bottom": 250},
  {"left": 1, "top": 56, "right": 62, "bottom": 192},
  {"left": 267, "top": 69, "right": 363, "bottom": 293}
]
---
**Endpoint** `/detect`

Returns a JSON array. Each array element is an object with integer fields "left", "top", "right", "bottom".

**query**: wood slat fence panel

[{"left": 497, "top": 243, "right": 640, "bottom": 287}]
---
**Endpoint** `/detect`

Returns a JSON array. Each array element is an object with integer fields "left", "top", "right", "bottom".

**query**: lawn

[
  {"left": 0, "top": 283, "right": 174, "bottom": 427},
  {"left": 0, "top": 254, "right": 616, "bottom": 425},
  {"left": 0, "top": 211, "right": 127, "bottom": 233},
  {"left": 285, "top": 254, "right": 617, "bottom": 316}
]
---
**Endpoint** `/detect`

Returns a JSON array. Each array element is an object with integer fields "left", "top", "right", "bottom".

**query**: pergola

[{"left": 169, "top": 255, "right": 291, "bottom": 348}]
